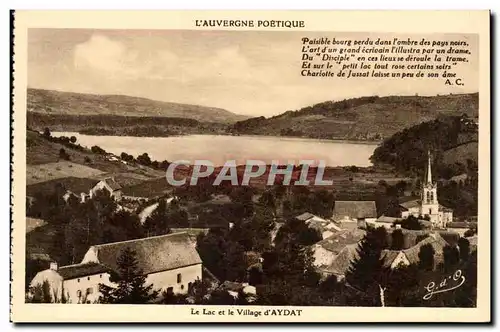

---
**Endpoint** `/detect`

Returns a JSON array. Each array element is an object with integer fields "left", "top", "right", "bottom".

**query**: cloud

[{"left": 73, "top": 34, "right": 179, "bottom": 80}]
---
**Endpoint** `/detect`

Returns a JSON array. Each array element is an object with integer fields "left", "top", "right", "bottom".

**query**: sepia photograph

[{"left": 11, "top": 10, "right": 490, "bottom": 323}]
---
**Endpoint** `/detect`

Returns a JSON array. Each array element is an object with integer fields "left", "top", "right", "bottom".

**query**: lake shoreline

[
  {"left": 59, "top": 131, "right": 382, "bottom": 146},
  {"left": 50, "top": 131, "right": 379, "bottom": 168}
]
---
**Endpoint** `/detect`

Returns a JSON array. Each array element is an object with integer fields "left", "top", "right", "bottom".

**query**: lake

[{"left": 52, "top": 133, "right": 378, "bottom": 167}]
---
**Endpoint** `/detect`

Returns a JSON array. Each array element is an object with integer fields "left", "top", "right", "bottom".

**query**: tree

[
  {"left": 345, "top": 228, "right": 390, "bottom": 306},
  {"left": 399, "top": 215, "right": 424, "bottom": 230},
  {"left": 99, "top": 247, "right": 159, "bottom": 304},
  {"left": 137, "top": 153, "right": 152, "bottom": 166},
  {"left": 457, "top": 238, "right": 470, "bottom": 262},
  {"left": 418, "top": 243, "right": 435, "bottom": 271},
  {"left": 27, "top": 280, "right": 52, "bottom": 303},
  {"left": 391, "top": 229, "right": 405, "bottom": 250},
  {"left": 59, "top": 148, "right": 70, "bottom": 161},
  {"left": 143, "top": 199, "right": 170, "bottom": 237},
  {"left": 464, "top": 228, "right": 475, "bottom": 237},
  {"left": 43, "top": 127, "right": 51, "bottom": 138},
  {"left": 443, "top": 245, "right": 460, "bottom": 273}
]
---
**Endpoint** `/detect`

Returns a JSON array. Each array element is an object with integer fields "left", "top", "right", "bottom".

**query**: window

[
  {"left": 77, "top": 290, "right": 82, "bottom": 298},
  {"left": 87, "top": 277, "right": 90, "bottom": 281},
  {"left": 188, "top": 282, "right": 193, "bottom": 292},
  {"left": 77, "top": 278, "right": 80, "bottom": 283},
  {"left": 99, "top": 274, "right": 102, "bottom": 278},
  {"left": 177, "top": 273, "right": 182, "bottom": 283},
  {"left": 86, "top": 288, "right": 93, "bottom": 295},
  {"left": 166, "top": 287, "right": 174, "bottom": 295},
  {"left": 180, "top": 284, "right": 184, "bottom": 290}
]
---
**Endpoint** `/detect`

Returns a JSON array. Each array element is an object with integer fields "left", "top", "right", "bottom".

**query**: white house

[
  {"left": 91, "top": 178, "right": 123, "bottom": 201},
  {"left": 295, "top": 212, "right": 342, "bottom": 240},
  {"left": 367, "top": 215, "right": 401, "bottom": 230},
  {"left": 29, "top": 262, "right": 111, "bottom": 303},
  {"left": 29, "top": 232, "right": 203, "bottom": 303}
]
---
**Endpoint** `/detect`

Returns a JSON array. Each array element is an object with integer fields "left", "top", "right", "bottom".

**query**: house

[
  {"left": 29, "top": 262, "right": 111, "bottom": 303},
  {"left": 367, "top": 215, "right": 401, "bottom": 230},
  {"left": 29, "top": 232, "right": 202, "bottom": 303},
  {"left": 399, "top": 152, "right": 453, "bottom": 228},
  {"left": 332, "top": 201, "right": 377, "bottom": 227},
  {"left": 26, "top": 176, "right": 100, "bottom": 203},
  {"left": 321, "top": 243, "right": 360, "bottom": 282},
  {"left": 311, "top": 229, "right": 366, "bottom": 274},
  {"left": 296, "top": 212, "right": 342, "bottom": 239},
  {"left": 218, "top": 281, "right": 257, "bottom": 302},
  {"left": 91, "top": 177, "right": 123, "bottom": 201},
  {"left": 381, "top": 233, "right": 448, "bottom": 269}
]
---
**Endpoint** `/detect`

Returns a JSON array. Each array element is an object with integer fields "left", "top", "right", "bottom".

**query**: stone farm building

[
  {"left": 30, "top": 232, "right": 202, "bottom": 303},
  {"left": 332, "top": 200, "right": 378, "bottom": 228}
]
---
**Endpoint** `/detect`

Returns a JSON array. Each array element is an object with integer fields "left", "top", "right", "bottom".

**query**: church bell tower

[{"left": 421, "top": 151, "right": 439, "bottom": 224}]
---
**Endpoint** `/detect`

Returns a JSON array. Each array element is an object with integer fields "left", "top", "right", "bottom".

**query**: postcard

[{"left": 11, "top": 10, "right": 490, "bottom": 323}]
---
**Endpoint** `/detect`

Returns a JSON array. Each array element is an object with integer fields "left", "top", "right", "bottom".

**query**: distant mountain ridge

[
  {"left": 27, "top": 88, "right": 250, "bottom": 124},
  {"left": 230, "top": 93, "right": 479, "bottom": 141}
]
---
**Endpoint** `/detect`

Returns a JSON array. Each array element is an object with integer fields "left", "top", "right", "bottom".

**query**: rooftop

[
  {"left": 88, "top": 232, "right": 202, "bottom": 275},
  {"left": 57, "top": 262, "right": 109, "bottom": 280},
  {"left": 333, "top": 201, "right": 377, "bottom": 219}
]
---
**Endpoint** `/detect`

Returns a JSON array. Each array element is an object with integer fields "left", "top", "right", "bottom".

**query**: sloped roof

[
  {"left": 89, "top": 232, "right": 202, "bottom": 275},
  {"left": 219, "top": 281, "right": 245, "bottom": 292},
  {"left": 315, "top": 229, "right": 366, "bottom": 254},
  {"left": 399, "top": 199, "right": 421, "bottom": 210},
  {"left": 402, "top": 233, "right": 448, "bottom": 265},
  {"left": 296, "top": 212, "right": 315, "bottom": 221},
  {"left": 58, "top": 262, "right": 109, "bottom": 280},
  {"left": 103, "top": 178, "right": 122, "bottom": 191},
  {"left": 376, "top": 215, "right": 401, "bottom": 223},
  {"left": 324, "top": 243, "right": 360, "bottom": 276},
  {"left": 381, "top": 250, "right": 402, "bottom": 268},
  {"left": 333, "top": 201, "right": 377, "bottom": 219},
  {"left": 381, "top": 233, "right": 448, "bottom": 267}
]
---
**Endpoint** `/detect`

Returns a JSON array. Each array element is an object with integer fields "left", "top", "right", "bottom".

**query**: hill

[
  {"left": 369, "top": 115, "right": 478, "bottom": 177},
  {"left": 230, "top": 93, "right": 479, "bottom": 141},
  {"left": 26, "top": 129, "right": 164, "bottom": 188},
  {"left": 27, "top": 88, "right": 249, "bottom": 123}
]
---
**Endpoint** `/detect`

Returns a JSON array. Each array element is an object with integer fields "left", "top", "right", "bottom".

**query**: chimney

[{"left": 49, "top": 262, "right": 58, "bottom": 271}]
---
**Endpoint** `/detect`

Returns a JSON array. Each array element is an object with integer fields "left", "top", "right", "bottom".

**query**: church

[{"left": 399, "top": 151, "right": 453, "bottom": 229}]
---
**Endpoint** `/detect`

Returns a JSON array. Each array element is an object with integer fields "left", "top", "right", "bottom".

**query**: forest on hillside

[{"left": 370, "top": 115, "right": 478, "bottom": 178}]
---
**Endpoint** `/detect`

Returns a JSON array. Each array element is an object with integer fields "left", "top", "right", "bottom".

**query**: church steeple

[{"left": 426, "top": 150, "right": 433, "bottom": 184}]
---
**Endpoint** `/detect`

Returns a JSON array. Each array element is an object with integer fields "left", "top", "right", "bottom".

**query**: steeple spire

[{"left": 426, "top": 150, "right": 432, "bottom": 184}]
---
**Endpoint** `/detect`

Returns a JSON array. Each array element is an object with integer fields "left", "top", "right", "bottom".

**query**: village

[{"left": 25, "top": 130, "right": 478, "bottom": 305}]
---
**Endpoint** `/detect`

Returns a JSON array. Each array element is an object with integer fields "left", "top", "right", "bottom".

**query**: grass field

[
  {"left": 26, "top": 161, "right": 106, "bottom": 185},
  {"left": 26, "top": 130, "right": 165, "bottom": 191}
]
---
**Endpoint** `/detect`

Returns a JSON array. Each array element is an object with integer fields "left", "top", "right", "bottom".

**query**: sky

[{"left": 28, "top": 29, "right": 479, "bottom": 116}]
